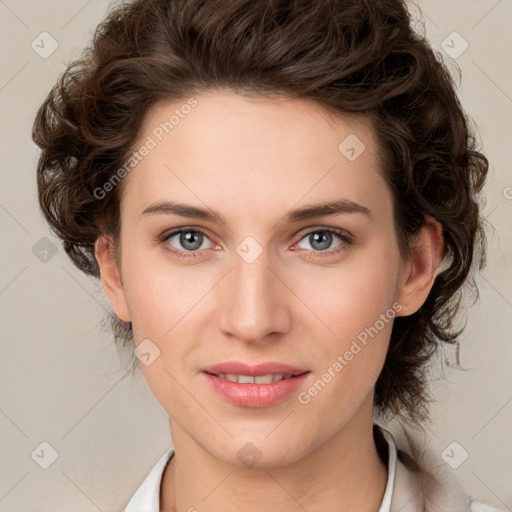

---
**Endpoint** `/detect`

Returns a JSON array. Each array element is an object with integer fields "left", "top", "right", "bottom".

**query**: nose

[{"left": 217, "top": 246, "right": 292, "bottom": 344}]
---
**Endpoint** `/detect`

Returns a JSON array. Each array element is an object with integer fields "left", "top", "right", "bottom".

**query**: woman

[{"left": 32, "top": 0, "right": 502, "bottom": 510}]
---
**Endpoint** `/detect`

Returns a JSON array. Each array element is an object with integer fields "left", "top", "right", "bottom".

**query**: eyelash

[{"left": 159, "top": 226, "right": 354, "bottom": 260}]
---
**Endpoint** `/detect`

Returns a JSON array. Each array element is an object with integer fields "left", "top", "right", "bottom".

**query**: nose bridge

[{"left": 218, "top": 239, "right": 290, "bottom": 341}]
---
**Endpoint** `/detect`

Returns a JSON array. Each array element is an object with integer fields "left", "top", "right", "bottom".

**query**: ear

[
  {"left": 94, "top": 235, "right": 131, "bottom": 322},
  {"left": 396, "top": 217, "right": 446, "bottom": 316}
]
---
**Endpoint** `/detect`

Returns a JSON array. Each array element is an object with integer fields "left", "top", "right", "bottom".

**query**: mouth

[{"left": 201, "top": 362, "right": 311, "bottom": 407}]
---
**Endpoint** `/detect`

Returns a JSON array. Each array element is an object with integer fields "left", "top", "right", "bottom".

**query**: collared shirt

[{"left": 123, "top": 425, "right": 503, "bottom": 512}]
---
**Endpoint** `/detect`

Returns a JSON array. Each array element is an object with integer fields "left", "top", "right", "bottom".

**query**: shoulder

[{"left": 376, "top": 423, "right": 506, "bottom": 512}]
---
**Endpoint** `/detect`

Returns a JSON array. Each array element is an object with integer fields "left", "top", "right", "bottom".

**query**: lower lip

[{"left": 203, "top": 372, "right": 310, "bottom": 408}]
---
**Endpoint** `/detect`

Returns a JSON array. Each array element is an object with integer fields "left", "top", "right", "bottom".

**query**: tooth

[
  {"left": 254, "top": 374, "right": 274, "bottom": 384},
  {"left": 217, "top": 373, "right": 291, "bottom": 383},
  {"left": 238, "top": 375, "right": 256, "bottom": 384}
]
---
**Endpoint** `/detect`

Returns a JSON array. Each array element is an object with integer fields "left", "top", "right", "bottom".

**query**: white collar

[
  {"left": 124, "top": 447, "right": 172, "bottom": 512},
  {"left": 123, "top": 424, "right": 485, "bottom": 512}
]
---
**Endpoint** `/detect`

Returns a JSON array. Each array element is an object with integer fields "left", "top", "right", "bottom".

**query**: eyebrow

[{"left": 140, "top": 199, "right": 372, "bottom": 225}]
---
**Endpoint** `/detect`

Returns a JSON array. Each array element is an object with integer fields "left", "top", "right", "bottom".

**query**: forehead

[
  {"left": 140, "top": 89, "right": 377, "bottom": 154},
  {"left": 119, "top": 90, "right": 389, "bottom": 223}
]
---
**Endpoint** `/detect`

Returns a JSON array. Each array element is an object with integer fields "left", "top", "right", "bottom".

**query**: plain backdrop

[{"left": 0, "top": 0, "right": 511, "bottom": 510}]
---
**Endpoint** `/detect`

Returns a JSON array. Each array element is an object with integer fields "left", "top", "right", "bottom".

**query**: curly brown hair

[{"left": 32, "top": 0, "right": 488, "bottom": 426}]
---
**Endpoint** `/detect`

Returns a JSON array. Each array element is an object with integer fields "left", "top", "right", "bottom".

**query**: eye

[
  {"left": 295, "top": 228, "right": 353, "bottom": 257},
  {"left": 159, "top": 226, "right": 353, "bottom": 260},
  {"left": 161, "top": 228, "right": 216, "bottom": 258}
]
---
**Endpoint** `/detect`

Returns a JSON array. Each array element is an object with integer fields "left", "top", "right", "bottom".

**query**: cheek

[
  {"left": 296, "top": 294, "right": 395, "bottom": 422},
  {"left": 292, "top": 243, "right": 400, "bottom": 395},
  {"left": 294, "top": 243, "right": 400, "bottom": 341},
  {"left": 119, "top": 242, "right": 209, "bottom": 339}
]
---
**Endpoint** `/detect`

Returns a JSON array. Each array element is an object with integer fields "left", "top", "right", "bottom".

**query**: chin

[{"left": 205, "top": 433, "right": 313, "bottom": 469}]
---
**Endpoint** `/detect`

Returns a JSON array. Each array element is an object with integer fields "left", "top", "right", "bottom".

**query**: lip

[{"left": 202, "top": 361, "right": 311, "bottom": 408}]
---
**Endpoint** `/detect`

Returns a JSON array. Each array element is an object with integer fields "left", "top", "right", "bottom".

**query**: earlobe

[
  {"left": 94, "top": 235, "right": 131, "bottom": 322},
  {"left": 396, "top": 217, "right": 445, "bottom": 316}
]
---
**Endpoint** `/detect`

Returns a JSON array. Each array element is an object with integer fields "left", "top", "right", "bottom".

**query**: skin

[{"left": 95, "top": 89, "right": 444, "bottom": 511}]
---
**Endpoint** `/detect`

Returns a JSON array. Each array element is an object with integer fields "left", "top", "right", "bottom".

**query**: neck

[{"left": 161, "top": 405, "right": 388, "bottom": 512}]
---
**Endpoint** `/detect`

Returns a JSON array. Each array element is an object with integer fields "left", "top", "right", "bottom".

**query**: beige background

[{"left": 0, "top": 0, "right": 511, "bottom": 510}]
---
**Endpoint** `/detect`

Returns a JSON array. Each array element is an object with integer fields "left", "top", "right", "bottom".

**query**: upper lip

[{"left": 202, "top": 361, "right": 310, "bottom": 376}]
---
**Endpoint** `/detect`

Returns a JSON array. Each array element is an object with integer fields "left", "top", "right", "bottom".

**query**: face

[{"left": 96, "top": 89, "right": 437, "bottom": 467}]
